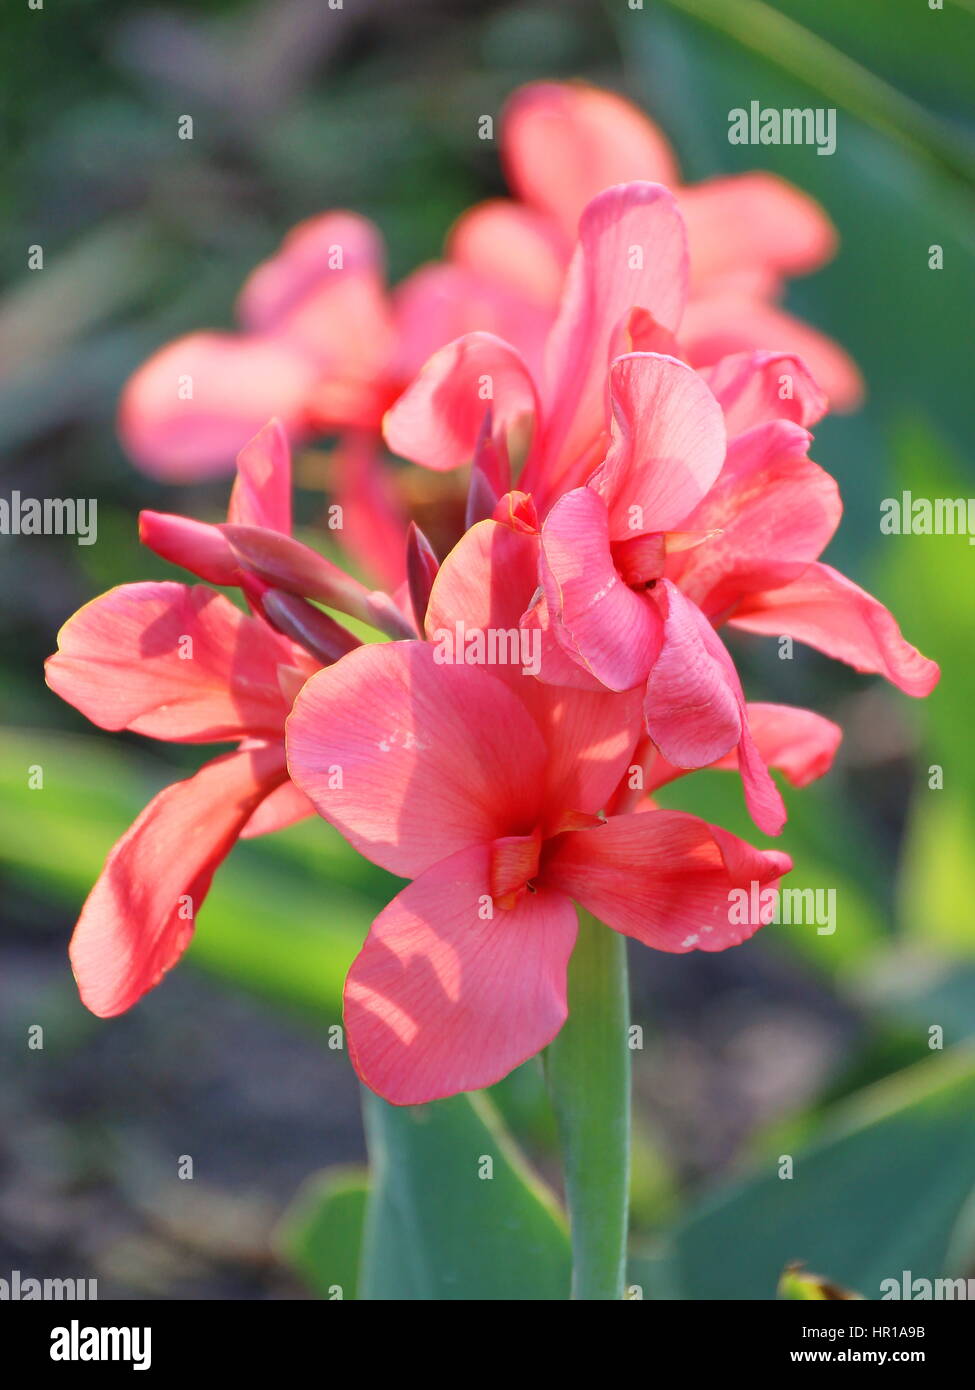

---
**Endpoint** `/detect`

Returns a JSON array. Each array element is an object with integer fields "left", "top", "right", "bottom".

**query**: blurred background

[{"left": 2, "top": 0, "right": 974, "bottom": 1299}]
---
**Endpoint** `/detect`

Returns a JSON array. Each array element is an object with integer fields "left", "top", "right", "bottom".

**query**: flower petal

[
  {"left": 227, "top": 418, "right": 292, "bottom": 534},
  {"left": 448, "top": 199, "right": 566, "bottom": 309},
  {"left": 393, "top": 263, "right": 552, "bottom": 385},
  {"left": 643, "top": 580, "right": 741, "bottom": 765},
  {"left": 728, "top": 561, "right": 940, "bottom": 696},
  {"left": 329, "top": 432, "right": 409, "bottom": 590},
  {"left": 425, "top": 516, "right": 541, "bottom": 648},
  {"left": 699, "top": 350, "right": 828, "bottom": 435},
  {"left": 118, "top": 333, "right": 317, "bottom": 481},
  {"left": 670, "top": 420, "right": 842, "bottom": 616},
  {"left": 383, "top": 331, "right": 538, "bottom": 472},
  {"left": 536, "top": 183, "right": 689, "bottom": 495},
  {"left": 540, "top": 487, "right": 663, "bottom": 691},
  {"left": 646, "top": 702, "right": 842, "bottom": 791},
  {"left": 345, "top": 842, "right": 578, "bottom": 1104},
  {"left": 70, "top": 746, "right": 286, "bottom": 1017},
  {"left": 544, "top": 810, "right": 791, "bottom": 952},
  {"left": 424, "top": 517, "right": 643, "bottom": 812},
  {"left": 501, "top": 82, "right": 679, "bottom": 240},
  {"left": 45, "top": 583, "right": 297, "bottom": 742},
  {"left": 237, "top": 211, "right": 387, "bottom": 337},
  {"left": 679, "top": 173, "right": 836, "bottom": 286},
  {"left": 521, "top": 593, "right": 611, "bottom": 693},
  {"left": 239, "top": 778, "right": 316, "bottom": 838},
  {"left": 593, "top": 353, "right": 726, "bottom": 532},
  {"left": 644, "top": 580, "right": 787, "bottom": 834},
  {"left": 286, "top": 642, "right": 547, "bottom": 877},
  {"left": 681, "top": 293, "right": 864, "bottom": 413},
  {"left": 139, "top": 421, "right": 294, "bottom": 586}
]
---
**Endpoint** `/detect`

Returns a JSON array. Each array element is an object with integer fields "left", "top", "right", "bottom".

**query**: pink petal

[
  {"left": 139, "top": 421, "right": 294, "bottom": 587},
  {"left": 70, "top": 746, "right": 286, "bottom": 1017},
  {"left": 383, "top": 331, "right": 538, "bottom": 472},
  {"left": 426, "top": 516, "right": 541, "bottom": 652},
  {"left": 593, "top": 353, "right": 726, "bottom": 533},
  {"left": 678, "top": 173, "right": 836, "bottom": 287},
  {"left": 447, "top": 199, "right": 566, "bottom": 309},
  {"left": 228, "top": 418, "right": 292, "bottom": 534},
  {"left": 501, "top": 82, "right": 679, "bottom": 241},
  {"left": 643, "top": 580, "right": 742, "bottom": 765},
  {"left": 292, "top": 285, "right": 397, "bottom": 434},
  {"left": 239, "top": 778, "right": 316, "bottom": 838},
  {"left": 644, "top": 580, "right": 787, "bottom": 834},
  {"left": 118, "top": 333, "right": 318, "bottom": 481},
  {"left": 729, "top": 561, "right": 941, "bottom": 697},
  {"left": 647, "top": 702, "right": 842, "bottom": 791},
  {"left": 45, "top": 583, "right": 297, "bottom": 742},
  {"left": 540, "top": 487, "right": 663, "bottom": 691},
  {"left": 608, "top": 305, "right": 682, "bottom": 362},
  {"left": 425, "top": 519, "right": 643, "bottom": 812},
  {"left": 699, "top": 350, "right": 828, "bottom": 436},
  {"left": 345, "top": 843, "right": 578, "bottom": 1105},
  {"left": 536, "top": 183, "right": 689, "bottom": 494},
  {"left": 393, "top": 262, "right": 552, "bottom": 385},
  {"left": 286, "top": 642, "right": 548, "bottom": 878},
  {"left": 239, "top": 217, "right": 396, "bottom": 434},
  {"left": 681, "top": 294, "right": 864, "bottom": 412},
  {"left": 237, "top": 211, "right": 387, "bottom": 337},
  {"left": 724, "top": 704, "right": 842, "bottom": 787},
  {"left": 543, "top": 809, "right": 791, "bottom": 952},
  {"left": 527, "top": 683, "right": 643, "bottom": 821},
  {"left": 521, "top": 593, "right": 612, "bottom": 693},
  {"left": 329, "top": 432, "right": 409, "bottom": 591},
  {"left": 670, "top": 420, "right": 842, "bottom": 615}
]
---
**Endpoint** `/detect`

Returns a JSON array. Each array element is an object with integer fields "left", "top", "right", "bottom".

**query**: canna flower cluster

[
  {"left": 47, "top": 83, "right": 937, "bottom": 1105},
  {"left": 118, "top": 81, "right": 862, "bottom": 589}
]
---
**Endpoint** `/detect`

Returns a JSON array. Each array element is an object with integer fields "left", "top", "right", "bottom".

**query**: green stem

[{"left": 546, "top": 909, "right": 631, "bottom": 1300}]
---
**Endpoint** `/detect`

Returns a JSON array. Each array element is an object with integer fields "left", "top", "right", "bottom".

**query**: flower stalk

[{"left": 546, "top": 909, "right": 631, "bottom": 1301}]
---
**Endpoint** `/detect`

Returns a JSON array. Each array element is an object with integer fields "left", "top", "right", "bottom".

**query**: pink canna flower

[
  {"left": 385, "top": 180, "right": 692, "bottom": 513},
  {"left": 424, "top": 490, "right": 844, "bottom": 808},
  {"left": 44, "top": 420, "right": 374, "bottom": 1018},
  {"left": 458, "top": 81, "right": 862, "bottom": 410},
  {"left": 285, "top": 505, "right": 792, "bottom": 1104},
  {"left": 387, "top": 178, "right": 937, "bottom": 835},
  {"left": 119, "top": 214, "right": 398, "bottom": 481},
  {"left": 117, "top": 81, "right": 860, "bottom": 593},
  {"left": 532, "top": 349, "right": 939, "bottom": 835}
]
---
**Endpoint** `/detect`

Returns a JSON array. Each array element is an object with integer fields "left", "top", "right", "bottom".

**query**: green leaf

[
  {"left": 359, "top": 1090, "right": 570, "bottom": 1300},
  {"left": 650, "top": 0, "right": 975, "bottom": 179},
  {"left": 749, "top": 0, "right": 975, "bottom": 112},
  {"left": 660, "top": 1047, "right": 975, "bottom": 1299},
  {"left": 276, "top": 1167, "right": 369, "bottom": 1301}
]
